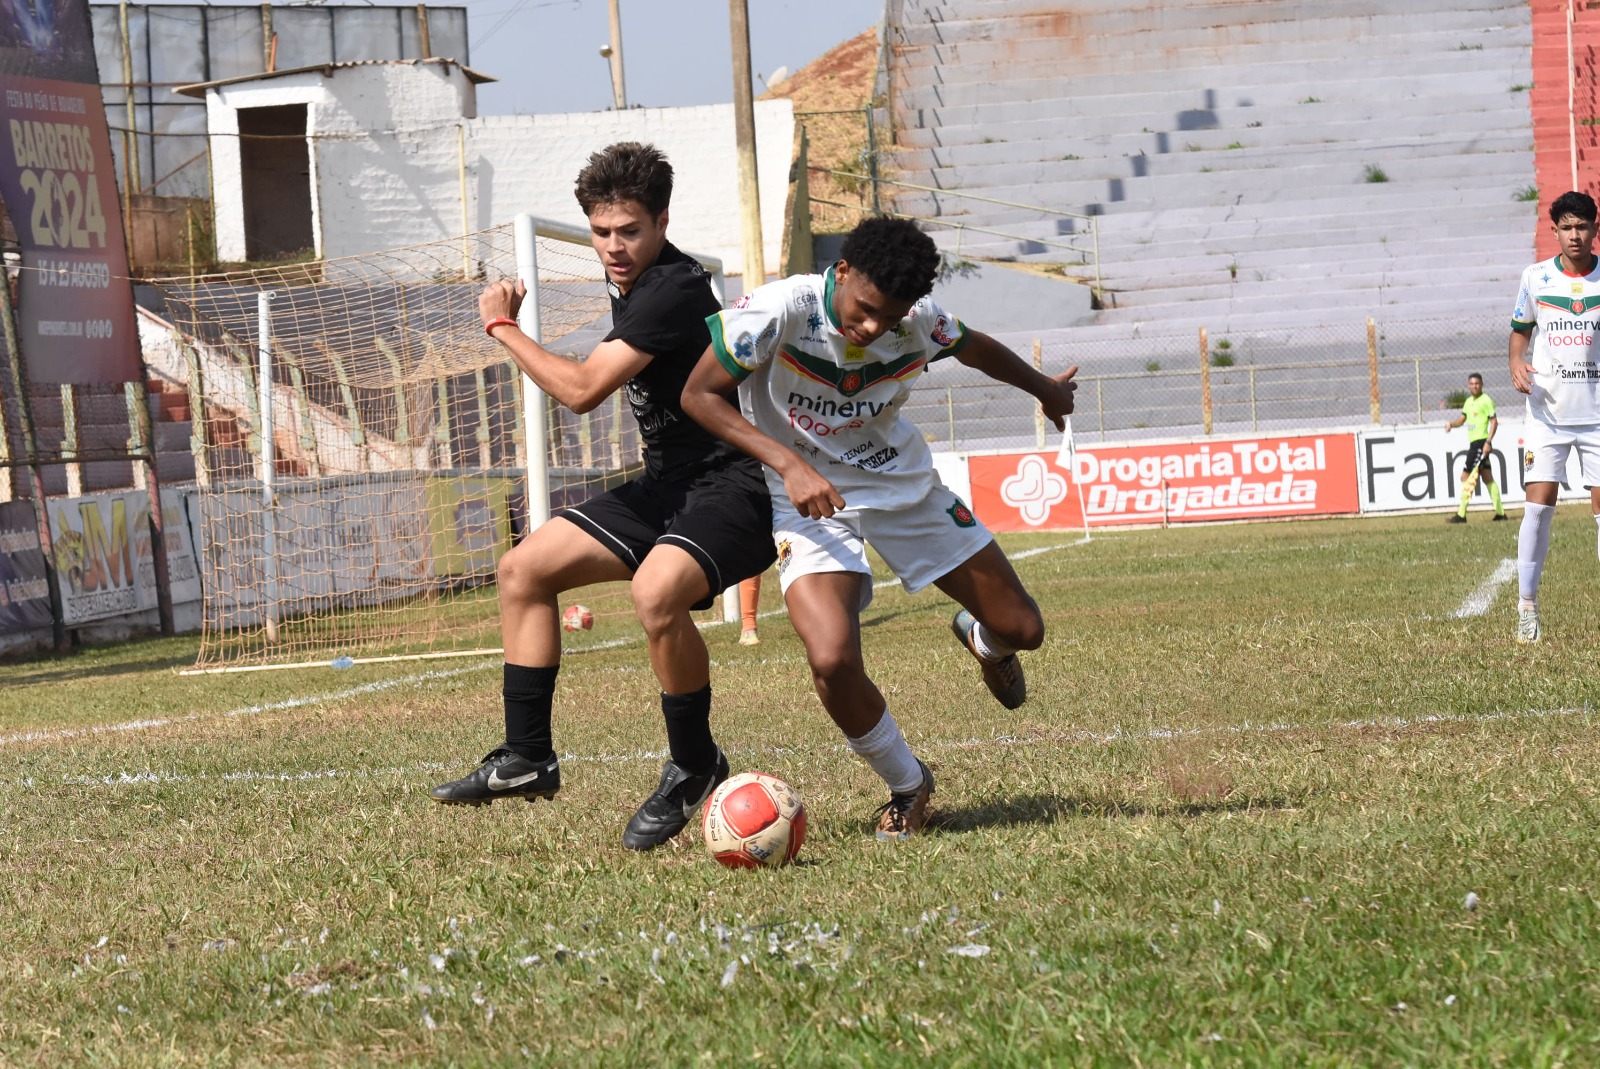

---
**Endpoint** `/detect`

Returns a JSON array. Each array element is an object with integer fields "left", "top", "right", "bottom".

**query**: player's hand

[
  {"left": 479, "top": 279, "right": 526, "bottom": 328},
  {"left": 1038, "top": 366, "right": 1079, "bottom": 431},
  {"left": 781, "top": 462, "right": 846, "bottom": 520},
  {"left": 1510, "top": 359, "right": 1536, "bottom": 394}
]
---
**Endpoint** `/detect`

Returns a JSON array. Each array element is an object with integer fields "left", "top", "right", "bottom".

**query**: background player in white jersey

[
  {"left": 1508, "top": 190, "right": 1600, "bottom": 643},
  {"left": 681, "top": 217, "right": 1077, "bottom": 839}
]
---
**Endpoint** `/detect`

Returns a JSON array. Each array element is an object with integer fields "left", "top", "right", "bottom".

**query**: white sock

[
  {"left": 1593, "top": 512, "right": 1600, "bottom": 562},
  {"left": 1518, "top": 502, "right": 1555, "bottom": 605},
  {"left": 969, "top": 620, "right": 1017, "bottom": 662},
  {"left": 846, "top": 709, "right": 924, "bottom": 794}
]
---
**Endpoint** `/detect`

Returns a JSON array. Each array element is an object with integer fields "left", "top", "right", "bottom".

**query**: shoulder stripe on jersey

[{"left": 706, "top": 313, "right": 752, "bottom": 381}]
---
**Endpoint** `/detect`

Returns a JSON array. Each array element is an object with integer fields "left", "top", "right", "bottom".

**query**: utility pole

[
  {"left": 728, "top": 0, "right": 765, "bottom": 286},
  {"left": 605, "top": 0, "right": 627, "bottom": 110}
]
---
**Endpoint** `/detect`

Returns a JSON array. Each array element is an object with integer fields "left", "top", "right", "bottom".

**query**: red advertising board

[
  {"left": 969, "top": 434, "right": 1361, "bottom": 531},
  {"left": 0, "top": 0, "right": 140, "bottom": 383}
]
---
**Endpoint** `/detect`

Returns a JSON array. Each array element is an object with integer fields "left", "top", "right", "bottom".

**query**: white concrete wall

[
  {"left": 466, "top": 101, "right": 795, "bottom": 279},
  {"left": 204, "top": 62, "right": 794, "bottom": 278}
]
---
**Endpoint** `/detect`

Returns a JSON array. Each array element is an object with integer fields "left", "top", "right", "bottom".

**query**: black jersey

[{"left": 605, "top": 242, "right": 739, "bottom": 478}]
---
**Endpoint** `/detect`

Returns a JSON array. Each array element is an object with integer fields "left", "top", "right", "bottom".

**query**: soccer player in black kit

[{"left": 430, "top": 142, "right": 774, "bottom": 850}]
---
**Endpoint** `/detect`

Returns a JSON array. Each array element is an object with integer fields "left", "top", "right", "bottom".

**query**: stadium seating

[{"left": 883, "top": 0, "right": 1540, "bottom": 339}]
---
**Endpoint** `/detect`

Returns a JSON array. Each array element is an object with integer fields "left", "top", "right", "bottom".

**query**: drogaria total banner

[
  {"left": 968, "top": 433, "right": 1361, "bottom": 531},
  {"left": 0, "top": 0, "right": 139, "bottom": 383}
]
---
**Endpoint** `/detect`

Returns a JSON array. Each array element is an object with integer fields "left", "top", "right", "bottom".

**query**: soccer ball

[
  {"left": 702, "top": 772, "right": 807, "bottom": 869},
  {"left": 562, "top": 604, "right": 594, "bottom": 631}
]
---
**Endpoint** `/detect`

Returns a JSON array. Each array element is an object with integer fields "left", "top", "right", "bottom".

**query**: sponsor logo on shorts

[
  {"left": 776, "top": 538, "right": 793, "bottom": 573},
  {"left": 1526, "top": 449, "right": 1536, "bottom": 469},
  {"left": 735, "top": 293, "right": 753, "bottom": 308},
  {"left": 947, "top": 500, "right": 976, "bottom": 528}
]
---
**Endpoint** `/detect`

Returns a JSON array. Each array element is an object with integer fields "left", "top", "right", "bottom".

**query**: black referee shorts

[
  {"left": 558, "top": 457, "right": 776, "bottom": 611},
  {"left": 1462, "top": 439, "right": 1495, "bottom": 478}
]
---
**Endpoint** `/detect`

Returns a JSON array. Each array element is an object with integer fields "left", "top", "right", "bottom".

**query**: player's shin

[
  {"left": 1518, "top": 502, "right": 1555, "bottom": 606},
  {"left": 845, "top": 709, "right": 925, "bottom": 794}
]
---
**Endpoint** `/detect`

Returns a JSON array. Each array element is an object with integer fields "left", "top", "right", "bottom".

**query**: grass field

[{"left": 6, "top": 508, "right": 1600, "bottom": 1066}]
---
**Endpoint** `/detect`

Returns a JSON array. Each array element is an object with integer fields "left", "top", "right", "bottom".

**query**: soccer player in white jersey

[
  {"left": 681, "top": 217, "right": 1077, "bottom": 838},
  {"left": 1508, "top": 190, "right": 1600, "bottom": 643}
]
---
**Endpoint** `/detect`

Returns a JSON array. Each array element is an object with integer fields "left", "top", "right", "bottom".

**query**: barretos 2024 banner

[
  {"left": 0, "top": 0, "right": 139, "bottom": 383},
  {"left": 969, "top": 433, "right": 1361, "bottom": 531}
]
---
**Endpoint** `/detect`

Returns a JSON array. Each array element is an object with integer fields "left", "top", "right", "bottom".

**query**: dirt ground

[{"left": 761, "top": 28, "right": 882, "bottom": 235}]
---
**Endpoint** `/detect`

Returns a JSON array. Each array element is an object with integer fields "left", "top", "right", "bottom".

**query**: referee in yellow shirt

[{"left": 1445, "top": 372, "right": 1508, "bottom": 522}]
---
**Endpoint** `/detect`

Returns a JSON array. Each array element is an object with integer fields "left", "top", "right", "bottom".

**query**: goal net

[{"left": 152, "top": 218, "right": 730, "bottom": 673}]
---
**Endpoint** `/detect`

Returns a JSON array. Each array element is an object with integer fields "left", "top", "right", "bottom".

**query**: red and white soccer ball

[
  {"left": 561, "top": 604, "right": 594, "bottom": 632},
  {"left": 702, "top": 772, "right": 807, "bottom": 869}
]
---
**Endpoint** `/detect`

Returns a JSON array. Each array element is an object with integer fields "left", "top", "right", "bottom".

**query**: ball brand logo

[{"left": 999, "top": 454, "right": 1069, "bottom": 526}]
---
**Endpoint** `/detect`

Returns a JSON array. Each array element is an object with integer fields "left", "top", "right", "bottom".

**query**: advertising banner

[
  {"left": 46, "top": 488, "right": 201, "bottom": 624},
  {"left": 427, "top": 477, "right": 512, "bottom": 577},
  {"left": 1357, "top": 419, "right": 1591, "bottom": 512},
  {"left": 969, "top": 433, "right": 1361, "bottom": 531},
  {"left": 0, "top": 498, "right": 50, "bottom": 632},
  {"left": 0, "top": 0, "right": 140, "bottom": 383}
]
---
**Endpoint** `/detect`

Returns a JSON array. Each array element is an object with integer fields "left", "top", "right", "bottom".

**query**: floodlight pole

[{"left": 607, "top": 0, "right": 627, "bottom": 109}]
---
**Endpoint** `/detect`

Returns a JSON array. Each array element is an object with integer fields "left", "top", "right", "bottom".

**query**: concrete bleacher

[{"left": 883, "top": 0, "right": 1539, "bottom": 344}]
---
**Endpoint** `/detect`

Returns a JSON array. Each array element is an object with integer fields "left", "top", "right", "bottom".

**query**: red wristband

[{"left": 484, "top": 316, "right": 518, "bottom": 338}]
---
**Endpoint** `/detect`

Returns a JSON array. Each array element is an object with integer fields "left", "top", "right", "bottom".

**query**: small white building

[{"left": 178, "top": 58, "right": 795, "bottom": 277}]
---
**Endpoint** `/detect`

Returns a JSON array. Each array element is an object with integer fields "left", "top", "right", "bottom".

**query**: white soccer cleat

[{"left": 1516, "top": 605, "right": 1543, "bottom": 645}]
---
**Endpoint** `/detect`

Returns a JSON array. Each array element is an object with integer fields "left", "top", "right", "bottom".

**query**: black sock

[
  {"left": 661, "top": 684, "right": 716, "bottom": 773},
  {"left": 504, "top": 663, "right": 558, "bottom": 762}
]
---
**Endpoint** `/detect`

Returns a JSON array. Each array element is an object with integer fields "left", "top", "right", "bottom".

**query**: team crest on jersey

[
  {"left": 840, "top": 371, "right": 864, "bottom": 394},
  {"left": 776, "top": 538, "right": 793, "bottom": 572},
  {"left": 947, "top": 500, "right": 976, "bottom": 528},
  {"left": 1577, "top": 300, "right": 1588, "bottom": 315},
  {"left": 931, "top": 315, "right": 958, "bottom": 347}
]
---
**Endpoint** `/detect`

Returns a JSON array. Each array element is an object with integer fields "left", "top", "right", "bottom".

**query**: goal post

[{"left": 154, "top": 217, "right": 740, "bottom": 673}]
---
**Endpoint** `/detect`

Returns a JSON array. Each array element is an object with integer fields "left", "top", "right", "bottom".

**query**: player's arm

[
  {"left": 481, "top": 280, "right": 651, "bottom": 414},
  {"left": 1486, "top": 414, "right": 1499, "bottom": 444},
  {"left": 681, "top": 350, "right": 845, "bottom": 519},
  {"left": 1509, "top": 327, "right": 1536, "bottom": 394},
  {"left": 950, "top": 329, "right": 1079, "bottom": 430},
  {"left": 1446, "top": 412, "right": 1465, "bottom": 430}
]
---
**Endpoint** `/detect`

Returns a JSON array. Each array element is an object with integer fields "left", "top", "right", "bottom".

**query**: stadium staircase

[{"left": 882, "top": 0, "right": 1542, "bottom": 346}]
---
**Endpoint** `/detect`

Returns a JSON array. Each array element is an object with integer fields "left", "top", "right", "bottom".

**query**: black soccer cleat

[
  {"left": 430, "top": 748, "right": 561, "bottom": 806},
  {"left": 1447, "top": 514, "right": 1467, "bottom": 524},
  {"left": 1493, "top": 513, "right": 1509, "bottom": 522},
  {"left": 622, "top": 749, "right": 730, "bottom": 851}
]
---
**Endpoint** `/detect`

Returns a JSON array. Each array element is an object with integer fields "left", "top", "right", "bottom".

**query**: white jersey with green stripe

[
  {"left": 1511, "top": 254, "right": 1600, "bottom": 425},
  {"left": 707, "top": 265, "right": 970, "bottom": 511}
]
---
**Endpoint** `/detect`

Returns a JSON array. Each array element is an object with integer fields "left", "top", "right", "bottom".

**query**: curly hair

[
  {"left": 574, "top": 142, "right": 674, "bottom": 217},
  {"left": 838, "top": 217, "right": 940, "bottom": 302},
  {"left": 1550, "top": 190, "right": 1597, "bottom": 225}
]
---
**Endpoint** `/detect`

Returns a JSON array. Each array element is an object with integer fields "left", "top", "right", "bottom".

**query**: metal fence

[{"left": 905, "top": 315, "right": 1513, "bottom": 453}]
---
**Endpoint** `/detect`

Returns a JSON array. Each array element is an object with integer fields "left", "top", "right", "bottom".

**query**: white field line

[
  {"left": 9, "top": 705, "right": 1590, "bottom": 792},
  {"left": 1452, "top": 558, "right": 1518, "bottom": 619},
  {"left": 1, "top": 539, "right": 1082, "bottom": 753}
]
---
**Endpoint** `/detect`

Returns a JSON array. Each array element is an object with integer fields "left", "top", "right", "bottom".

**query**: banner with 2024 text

[
  {"left": 966, "top": 433, "right": 1361, "bottom": 531},
  {"left": 0, "top": 0, "right": 140, "bottom": 383}
]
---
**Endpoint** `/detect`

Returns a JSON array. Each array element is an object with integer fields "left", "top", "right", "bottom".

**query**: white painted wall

[{"left": 204, "top": 62, "right": 794, "bottom": 278}]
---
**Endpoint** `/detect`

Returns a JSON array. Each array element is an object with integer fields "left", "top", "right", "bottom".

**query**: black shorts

[
  {"left": 1462, "top": 439, "right": 1495, "bottom": 479},
  {"left": 558, "top": 458, "right": 776, "bottom": 611}
]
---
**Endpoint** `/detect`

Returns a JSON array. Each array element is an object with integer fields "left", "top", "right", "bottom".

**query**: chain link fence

[{"left": 906, "top": 314, "right": 1512, "bottom": 453}]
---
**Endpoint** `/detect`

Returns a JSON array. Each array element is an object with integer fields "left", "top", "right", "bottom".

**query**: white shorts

[
  {"left": 1520, "top": 420, "right": 1600, "bottom": 488},
  {"left": 771, "top": 487, "right": 994, "bottom": 611}
]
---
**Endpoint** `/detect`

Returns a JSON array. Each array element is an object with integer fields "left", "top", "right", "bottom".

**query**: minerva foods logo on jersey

[{"left": 967, "top": 434, "right": 1360, "bottom": 531}]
